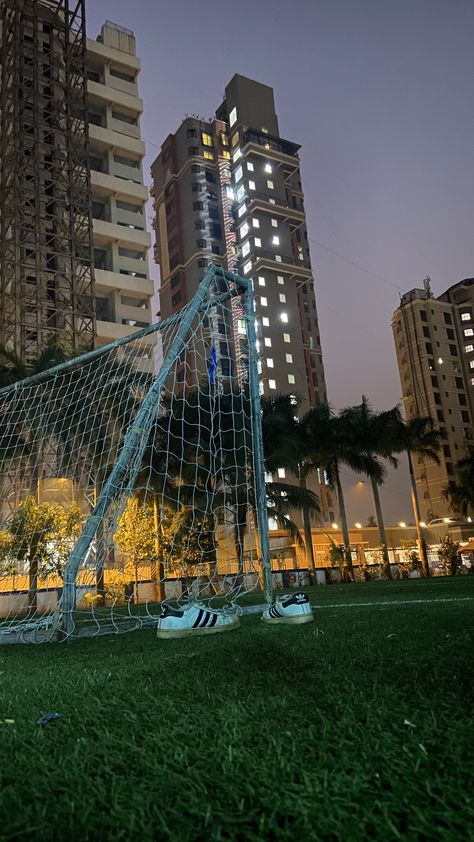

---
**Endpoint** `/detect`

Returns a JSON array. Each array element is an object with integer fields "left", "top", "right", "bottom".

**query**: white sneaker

[
  {"left": 262, "top": 592, "right": 314, "bottom": 625},
  {"left": 156, "top": 602, "right": 240, "bottom": 639}
]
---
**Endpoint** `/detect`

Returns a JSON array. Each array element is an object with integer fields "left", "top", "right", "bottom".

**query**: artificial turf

[{"left": 0, "top": 577, "right": 473, "bottom": 841}]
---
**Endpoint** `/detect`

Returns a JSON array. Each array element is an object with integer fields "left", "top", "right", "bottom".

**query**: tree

[
  {"left": 438, "top": 533, "right": 461, "bottom": 576},
  {"left": 7, "top": 497, "right": 84, "bottom": 611},
  {"left": 114, "top": 498, "right": 157, "bottom": 604},
  {"left": 444, "top": 446, "right": 474, "bottom": 519},
  {"left": 366, "top": 515, "right": 377, "bottom": 528},
  {"left": 397, "top": 415, "right": 441, "bottom": 577}
]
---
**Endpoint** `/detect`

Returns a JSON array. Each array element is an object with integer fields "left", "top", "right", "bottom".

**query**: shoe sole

[
  {"left": 262, "top": 613, "right": 314, "bottom": 625},
  {"left": 157, "top": 616, "right": 240, "bottom": 639}
]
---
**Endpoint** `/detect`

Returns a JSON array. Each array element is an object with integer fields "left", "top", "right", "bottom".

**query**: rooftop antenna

[{"left": 423, "top": 276, "right": 433, "bottom": 297}]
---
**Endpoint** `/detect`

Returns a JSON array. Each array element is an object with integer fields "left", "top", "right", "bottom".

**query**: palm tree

[
  {"left": 443, "top": 446, "right": 474, "bottom": 519},
  {"left": 398, "top": 416, "right": 442, "bottom": 577},
  {"left": 339, "top": 397, "right": 402, "bottom": 580}
]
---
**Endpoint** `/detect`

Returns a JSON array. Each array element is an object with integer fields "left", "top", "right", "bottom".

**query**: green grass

[{"left": 1, "top": 577, "right": 473, "bottom": 841}]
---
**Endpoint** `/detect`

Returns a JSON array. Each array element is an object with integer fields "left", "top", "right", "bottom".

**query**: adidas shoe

[
  {"left": 262, "top": 592, "right": 314, "bottom": 625},
  {"left": 156, "top": 602, "right": 240, "bottom": 639}
]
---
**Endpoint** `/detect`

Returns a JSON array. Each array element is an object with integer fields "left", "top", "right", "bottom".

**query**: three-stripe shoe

[
  {"left": 156, "top": 602, "right": 240, "bottom": 639},
  {"left": 262, "top": 592, "right": 314, "bottom": 625}
]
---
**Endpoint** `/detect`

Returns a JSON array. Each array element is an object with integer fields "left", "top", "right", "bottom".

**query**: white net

[{"left": 0, "top": 267, "right": 268, "bottom": 643}]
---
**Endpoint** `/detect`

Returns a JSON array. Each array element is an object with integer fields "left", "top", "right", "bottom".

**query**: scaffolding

[{"left": 0, "top": 0, "right": 95, "bottom": 363}]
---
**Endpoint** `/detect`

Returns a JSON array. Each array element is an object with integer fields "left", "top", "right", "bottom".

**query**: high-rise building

[
  {"left": 151, "top": 74, "right": 335, "bottom": 525},
  {"left": 392, "top": 277, "right": 474, "bottom": 519},
  {"left": 0, "top": 3, "right": 153, "bottom": 369}
]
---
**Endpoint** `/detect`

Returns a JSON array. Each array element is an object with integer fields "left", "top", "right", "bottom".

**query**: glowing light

[
  {"left": 443, "top": 517, "right": 451, "bottom": 523},
  {"left": 399, "top": 521, "right": 406, "bottom": 528},
  {"left": 355, "top": 522, "right": 362, "bottom": 529},
  {"left": 438, "top": 357, "right": 443, "bottom": 364},
  {"left": 419, "top": 521, "right": 426, "bottom": 527},
  {"left": 332, "top": 523, "right": 338, "bottom": 530}
]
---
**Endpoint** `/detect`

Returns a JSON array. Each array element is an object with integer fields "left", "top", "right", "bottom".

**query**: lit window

[
  {"left": 262, "top": 127, "right": 269, "bottom": 134},
  {"left": 238, "top": 204, "right": 246, "bottom": 218},
  {"left": 258, "top": 276, "right": 265, "bottom": 286},
  {"left": 262, "top": 316, "right": 270, "bottom": 326},
  {"left": 242, "top": 241, "right": 250, "bottom": 257},
  {"left": 203, "top": 151, "right": 214, "bottom": 160},
  {"left": 260, "top": 296, "right": 268, "bottom": 307},
  {"left": 232, "top": 148, "right": 242, "bottom": 163},
  {"left": 470, "top": 360, "right": 474, "bottom": 369},
  {"left": 288, "top": 374, "right": 295, "bottom": 384},
  {"left": 229, "top": 107, "right": 237, "bottom": 127},
  {"left": 239, "top": 222, "right": 249, "bottom": 238},
  {"left": 465, "top": 345, "right": 474, "bottom": 353},
  {"left": 283, "top": 333, "right": 290, "bottom": 342},
  {"left": 275, "top": 255, "right": 282, "bottom": 262},
  {"left": 264, "top": 337, "right": 272, "bottom": 347},
  {"left": 281, "top": 312, "right": 288, "bottom": 323},
  {"left": 465, "top": 329, "right": 474, "bottom": 337},
  {"left": 471, "top": 377, "right": 474, "bottom": 385},
  {"left": 249, "top": 180, "right": 256, "bottom": 191},
  {"left": 271, "top": 218, "right": 278, "bottom": 227},
  {"left": 264, "top": 163, "right": 272, "bottom": 173},
  {"left": 268, "top": 517, "right": 278, "bottom": 531},
  {"left": 269, "top": 379, "right": 276, "bottom": 390},
  {"left": 266, "top": 358, "right": 274, "bottom": 368},
  {"left": 267, "top": 180, "right": 274, "bottom": 189},
  {"left": 202, "top": 132, "right": 213, "bottom": 147},
  {"left": 285, "top": 353, "right": 293, "bottom": 363},
  {"left": 237, "top": 319, "right": 246, "bottom": 335},
  {"left": 272, "top": 235, "right": 280, "bottom": 245},
  {"left": 259, "top": 381, "right": 264, "bottom": 396},
  {"left": 257, "top": 361, "right": 262, "bottom": 374},
  {"left": 231, "top": 132, "right": 239, "bottom": 147},
  {"left": 277, "top": 468, "right": 285, "bottom": 478},
  {"left": 279, "top": 293, "right": 286, "bottom": 303},
  {"left": 277, "top": 275, "right": 284, "bottom": 285},
  {"left": 256, "top": 340, "right": 260, "bottom": 351},
  {"left": 269, "top": 198, "right": 276, "bottom": 205},
  {"left": 252, "top": 218, "right": 260, "bottom": 228},
  {"left": 254, "top": 237, "right": 262, "bottom": 248},
  {"left": 243, "top": 260, "right": 252, "bottom": 274},
  {"left": 247, "top": 161, "right": 254, "bottom": 172},
  {"left": 461, "top": 312, "right": 471, "bottom": 321},
  {"left": 236, "top": 185, "right": 245, "bottom": 203},
  {"left": 226, "top": 185, "right": 235, "bottom": 200},
  {"left": 234, "top": 165, "right": 243, "bottom": 183},
  {"left": 222, "top": 150, "right": 231, "bottom": 160}
]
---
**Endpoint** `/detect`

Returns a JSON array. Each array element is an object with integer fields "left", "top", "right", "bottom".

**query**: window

[
  {"left": 455, "top": 377, "right": 464, "bottom": 388},
  {"left": 262, "top": 317, "right": 270, "bottom": 327},
  {"left": 252, "top": 218, "right": 260, "bottom": 228},
  {"left": 288, "top": 374, "right": 295, "bottom": 384},
  {"left": 171, "top": 291, "right": 182, "bottom": 307},
  {"left": 113, "top": 154, "right": 139, "bottom": 169},
  {"left": 444, "top": 312, "right": 453, "bottom": 324},
  {"left": 422, "top": 326, "right": 430, "bottom": 338},
  {"left": 436, "top": 410, "right": 444, "bottom": 422},
  {"left": 281, "top": 312, "right": 288, "bottom": 323},
  {"left": 269, "top": 379, "right": 276, "bottom": 390},
  {"left": 232, "top": 148, "right": 242, "bottom": 163},
  {"left": 192, "top": 183, "right": 202, "bottom": 192},
  {"left": 187, "top": 128, "right": 197, "bottom": 138},
  {"left": 266, "top": 358, "right": 274, "bottom": 368},
  {"left": 239, "top": 222, "right": 249, "bottom": 238},
  {"left": 271, "top": 218, "right": 278, "bottom": 227},
  {"left": 470, "top": 377, "right": 474, "bottom": 385},
  {"left": 212, "top": 244, "right": 220, "bottom": 255},
  {"left": 254, "top": 237, "right": 262, "bottom": 248},
  {"left": 247, "top": 161, "right": 254, "bottom": 172},
  {"left": 425, "top": 343, "right": 433, "bottom": 354},
  {"left": 470, "top": 360, "right": 474, "bottom": 369},
  {"left": 279, "top": 293, "right": 286, "bottom": 303},
  {"left": 277, "top": 275, "right": 284, "bottom": 285},
  {"left": 283, "top": 333, "right": 290, "bottom": 342},
  {"left": 205, "top": 169, "right": 216, "bottom": 183},
  {"left": 275, "top": 255, "right": 282, "bottom": 262},
  {"left": 260, "top": 297, "right": 268, "bottom": 307},
  {"left": 264, "top": 163, "right": 272, "bottom": 173},
  {"left": 236, "top": 185, "right": 245, "bottom": 203},
  {"left": 258, "top": 276, "right": 266, "bottom": 286},
  {"left": 465, "top": 345, "right": 474, "bottom": 353},
  {"left": 267, "top": 180, "right": 274, "bottom": 189},
  {"left": 197, "top": 258, "right": 207, "bottom": 267},
  {"left": 243, "top": 260, "right": 252, "bottom": 274},
  {"left": 229, "top": 106, "right": 237, "bottom": 127},
  {"left": 462, "top": 410, "right": 470, "bottom": 423},
  {"left": 197, "top": 239, "right": 207, "bottom": 249},
  {"left": 272, "top": 235, "right": 280, "bottom": 245},
  {"left": 234, "top": 165, "right": 243, "bottom": 183},
  {"left": 461, "top": 312, "right": 471, "bottom": 321},
  {"left": 202, "top": 132, "right": 213, "bottom": 147},
  {"left": 269, "top": 198, "right": 276, "bottom": 205},
  {"left": 277, "top": 468, "right": 286, "bottom": 479},
  {"left": 238, "top": 204, "right": 246, "bottom": 218},
  {"left": 264, "top": 338, "right": 272, "bottom": 347},
  {"left": 450, "top": 345, "right": 458, "bottom": 356},
  {"left": 231, "top": 132, "right": 240, "bottom": 148},
  {"left": 249, "top": 180, "right": 256, "bottom": 191},
  {"left": 188, "top": 146, "right": 198, "bottom": 156},
  {"left": 447, "top": 328, "right": 455, "bottom": 340},
  {"left": 222, "top": 150, "right": 231, "bottom": 160},
  {"left": 465, "top": 329, "right": 474, "bottom": 337},
  {"left": 192, "top": 201, "right": 203, "bottom": 211},
  {"left": 285, "top": 353, "right": 293, "bottom": 363},
  {"left": 242, "top": 241, "right": 250, "bottom": 257},
  {"left": 420, "top": 310, "right": 427, "bottom": 322}
]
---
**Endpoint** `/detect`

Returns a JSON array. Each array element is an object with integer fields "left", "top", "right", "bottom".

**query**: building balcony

[
  {"left": 92, "top": 218, "right": 151, "bottom": 249},
  {"left": 94, "top": 268, "right": 154, "bottom": 297},
  {"left": 91, "top": 170, "right": 148, "bottom": 202},
  {"left": 87, "top": 79, "right": 143, "bottom": 115},
  {"left": 246, "top": 191, "right": 305, "bottom": 221},
  {"left": 250, "top": 249, "right": 312, "bottom": 277},
  {"left": 88, "top": 123, "right": 145, "bottom": 157},
  {"left": 86, "top": 37, "right": 140, "bottom": 73}
]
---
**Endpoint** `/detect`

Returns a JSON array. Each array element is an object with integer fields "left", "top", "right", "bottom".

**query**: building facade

[
  {"left": 151, "top": 74, "right": 335, "bottom": 525},
  {"left": 0, "top": 3, "right": 153, "bottom": 369},
  {"left": 392, "top": 277, "right": 474, "bottom": 519}
]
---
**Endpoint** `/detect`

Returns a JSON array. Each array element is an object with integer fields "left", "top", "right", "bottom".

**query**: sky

[{"left": 87, "top": 0, "right": 474, "bottom": 525}]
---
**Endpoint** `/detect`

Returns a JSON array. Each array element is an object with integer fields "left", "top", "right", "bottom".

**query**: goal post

[{"left": 0, "top": 265, "right": 274, "bottom": 643}]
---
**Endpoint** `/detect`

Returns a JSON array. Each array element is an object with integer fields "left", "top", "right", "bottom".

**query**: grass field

[{"left": 1, "top": 577, "right": 473, "bottom": 841}]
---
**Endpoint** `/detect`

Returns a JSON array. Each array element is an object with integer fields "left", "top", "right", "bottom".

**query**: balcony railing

[
  {"left": 246, "top": 249, "right": 311, "bottom": 270},
  {"left": 247, "top": 191, "right": 305, "bottom": 213}
]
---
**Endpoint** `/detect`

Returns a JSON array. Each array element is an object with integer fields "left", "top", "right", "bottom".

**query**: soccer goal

[{"left": 0, "top": 266, "right": 273, "bottom": 643}]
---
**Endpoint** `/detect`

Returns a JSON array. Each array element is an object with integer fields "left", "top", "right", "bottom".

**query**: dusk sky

[{"left": 88, "top": 0, "right": 474, "bottom": 524}]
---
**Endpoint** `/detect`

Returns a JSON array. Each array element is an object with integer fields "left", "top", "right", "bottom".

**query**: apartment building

[
  {"left": 151, "top": 74, "right": 335, "bottom": 525},
  {"left": 0, "top": 2, "right": 153, "bottom": 369},
  {"left": 392, "top": 277, "right": 474, "bottom": 519}
]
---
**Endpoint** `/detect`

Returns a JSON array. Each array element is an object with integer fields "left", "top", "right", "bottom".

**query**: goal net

[{"left": 0, "top": 266, "right": 273, "bottom": 643}]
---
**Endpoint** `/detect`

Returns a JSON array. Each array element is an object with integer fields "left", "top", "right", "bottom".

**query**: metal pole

[{"left": 246, "top": 280, "right": 274, "bottom": 604}]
